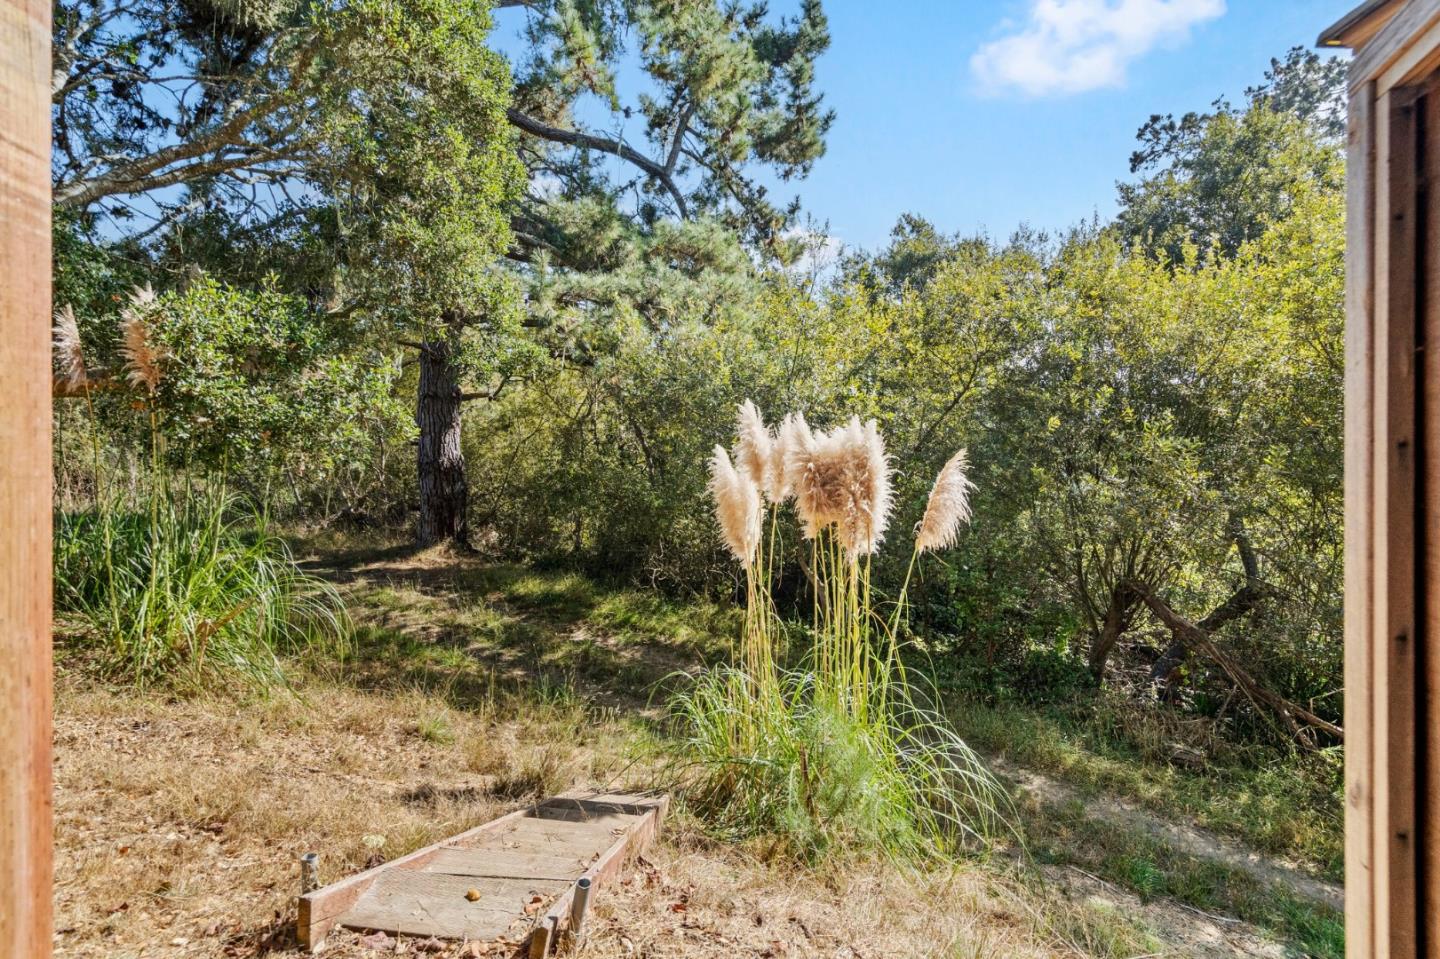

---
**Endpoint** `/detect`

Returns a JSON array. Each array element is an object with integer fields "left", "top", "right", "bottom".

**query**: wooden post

[
  {"left": 0, "top": 0, "right": 53, "bottom": 956},
  {"left": 1322, "top": 2, "right": 1440, "bottom": 955}
]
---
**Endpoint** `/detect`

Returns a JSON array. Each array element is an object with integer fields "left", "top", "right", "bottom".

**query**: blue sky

[{"left": 494, "top": 0, "right": 1357, "bottom": 256}]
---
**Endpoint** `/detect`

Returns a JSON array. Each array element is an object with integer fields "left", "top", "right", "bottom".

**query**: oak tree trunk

[
  {"left": 1088, "top": 583, "right": 1137, "bottom": 681},
  {"left": 415, "top": 338, "right": 469, "bottom": 548}
]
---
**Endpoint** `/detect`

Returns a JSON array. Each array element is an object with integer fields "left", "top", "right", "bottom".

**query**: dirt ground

[
  {"left": 52, "top": 681, "right": 1072, "bottom": 959},
  {"left": 51, "top": 548, "right": 1326, "bottom": 958}
]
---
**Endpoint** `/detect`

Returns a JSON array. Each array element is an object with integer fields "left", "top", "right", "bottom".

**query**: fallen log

[
  {"left": 1127, "top": 580, "right": 1343, "bottom": 748},
  {"left": 1148, "top": 520, "right": 1269, "bottom": 694}
]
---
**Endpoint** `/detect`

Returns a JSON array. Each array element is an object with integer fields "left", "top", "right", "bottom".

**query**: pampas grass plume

[
  {"left": 776, "top": 411, "right": 812, "bottom": 505},
  {"left": 850, "top": 417, "right": 892, "bottom": 556},
  {"left": 53, "top": 304, "right": 87, "bottom": 390},
  {"left": 709, "top": 444, "right": 763, "bottom": 564},
  {"left": 787, "top": 413, "right": 844, "bottom": 540},
  {"left": 785, "top": 414, "right": 893, "bottom": 555},
  {"left": 119, "top": 284, "right": 164, "bottom": 394},
  {"left": 915, "top": 449, "right": 974, "bottom": 554},
  {"left": 736, "top": 400, "right": 779, "bottom": 502}
]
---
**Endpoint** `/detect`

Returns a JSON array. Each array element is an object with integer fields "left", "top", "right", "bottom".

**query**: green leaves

[
  {"left": 1116, "top": 59, "right": 1345, "bottom": 263},
  {"left": 129, "top": 276, "right": 408, "bottom": 481}
]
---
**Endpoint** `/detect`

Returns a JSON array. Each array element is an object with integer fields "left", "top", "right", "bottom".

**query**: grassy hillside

[{"left": 52, "top": 541, "right": 1340, "bottom": 959}]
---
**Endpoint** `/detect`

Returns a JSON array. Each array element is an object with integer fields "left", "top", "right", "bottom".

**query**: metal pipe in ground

[
  {"left": 567, "top": 877, "right": 592, "bottom": 951},
  {"left": 299, "top": 852, "right": 320, "bottom": 895}
]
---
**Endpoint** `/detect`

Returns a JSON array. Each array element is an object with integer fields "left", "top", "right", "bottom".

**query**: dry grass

[
  {"left": 56, "top": 683, "right": 1166, "bottom": 958},
  {"left": 53, "top": 675, "right": 1124, "bottom": 959},
  {"left": 51, "top": 545, "right": 1279, "bottom": 958},
  {"left": 52, "top": 672, "right": 633, "bottom": 958}
]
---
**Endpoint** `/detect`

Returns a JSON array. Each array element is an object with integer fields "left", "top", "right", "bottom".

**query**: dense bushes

[
  {"left": 47, "top": 46, "right": 1345, "bottom": 742},
  {"left": 458, "top": 196, "right": 1343, "bottom": 736},
  {"left": 54, "top": 485, "right": 348, "bottom": 689}
]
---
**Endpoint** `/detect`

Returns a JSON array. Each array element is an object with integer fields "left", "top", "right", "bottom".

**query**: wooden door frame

[
  {"left": 8, "top": 3, "right": 1440, "bottom": 959},
  {"left": 1331, "top": 1, "right": 1440, "bottom": 955},
  {"left": 0, "top": 0, "right": 54, "bottom": 955}
]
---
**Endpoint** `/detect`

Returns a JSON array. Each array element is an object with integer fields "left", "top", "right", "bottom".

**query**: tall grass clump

[
  {"left": 669, "top": 401, "right": 1012, "bottom": 862},
  {"left": 52, "top": 288, "right": 348, "bottom": 690},
  {"left": 55, "top": 487, "right": 348, "bottom": 689}
]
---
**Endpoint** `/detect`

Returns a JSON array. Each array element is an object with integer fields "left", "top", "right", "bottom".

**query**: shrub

[
  {"left": 672, "top": 665, "right": 1007, "bottom": 861},
  {"left": 54, "top": 485, "right": 348, "bottom": 690}
]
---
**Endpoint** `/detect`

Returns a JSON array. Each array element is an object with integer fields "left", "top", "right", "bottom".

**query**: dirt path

[
  {"left": 992, "top": 757, "right": 1345, "bottom": 912},
  {"left": 1038, "top": 863, "right": 1290, "bottom": 958}
]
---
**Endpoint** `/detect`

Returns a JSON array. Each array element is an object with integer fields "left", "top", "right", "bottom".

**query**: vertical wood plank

[
  {"left": 1384, "top": 86, "right": 1421, "bottom": 959},
  {"left": 1421, "top": 71, "right": 1440, "bottom": 955},
  {"left": 1346, "top": 76, "right": 1378, "bottom": 959},
  {"left": 1373, "top": 85, "right": 1397, "bottom": 959},
  {"left": 0, "top": 0, "right": 53, "bottom": 956}
]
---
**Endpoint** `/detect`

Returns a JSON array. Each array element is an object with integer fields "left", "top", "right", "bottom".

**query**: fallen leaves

[{"left": 358, "top": 929, "right": 391, "bottom": 951}]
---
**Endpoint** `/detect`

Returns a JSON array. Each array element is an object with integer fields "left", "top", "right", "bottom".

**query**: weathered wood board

[{"left": 297, "top": 791, "right": 667, "bottom": 954}]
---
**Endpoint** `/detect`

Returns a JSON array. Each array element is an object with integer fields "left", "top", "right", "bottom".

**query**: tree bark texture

[
  {"left": 1148, "top": 520, "right": 1268, "bottom": 693},
  {"left": 415, "top": 337, "right": 469, "bottom": 548},
  {"left": 1129, "top": 581, "right": 1341, "bottom": 747},
  {"left": 1088, "top": 583, "right": 1138, "bottom": 680}
]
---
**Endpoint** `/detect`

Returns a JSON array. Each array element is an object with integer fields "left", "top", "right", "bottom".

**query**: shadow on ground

[{"left": 299, "top": 541, "right": 737, "bottom": 716}]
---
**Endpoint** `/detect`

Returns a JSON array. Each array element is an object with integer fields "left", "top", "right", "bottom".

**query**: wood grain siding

[
  {"left": 1344, "top": 17, "right": 1440, "bottom": 944},
  {"left": 1347, "top": 76, "right": 1379, "bottom": 959},
  {"left": 1384, "top": 85, "right": 1423, "bottom": 958},
  {"left": 1421, "top": 76, "right": 1440, "bottom": 954},
  {"left": 1356, "top": 0, "right": 1440, "bottom": 88},
  {"left": 0, "top": 0, "right": 53, "bottom": 955}
]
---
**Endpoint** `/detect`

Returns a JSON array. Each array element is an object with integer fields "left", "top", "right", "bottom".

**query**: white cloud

[{"left": 970, "top": 0, "right": 1225, "bottom": 97}]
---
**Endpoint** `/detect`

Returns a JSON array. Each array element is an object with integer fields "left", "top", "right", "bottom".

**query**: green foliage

[
  {"left": 1117, "top": 46, "right": 1345, "bottom": 261},
  {"left": 53, "top": 210, "right": 148, "bottom": 320},
  {"left": 150, "top": 277, "right": 406, "bottom": 474},
  {"left": 474, "top": 171, "right": 1345, "bottom": 745},
  {"left": 54, "top": 0, "right": 525, "bottom": 252},
  {"left": 671, "top": 666, "right": 1009, "bottom": 862},
  {"left": 54, "top": 484, "right": 349, "bottom": 689},
  {"left": 62, "top": 277, "right": 410, "bottom": 504},
  {"left": 312, "top": 0, "right": 525, "bottom": 327},
  {"left": 949, "top": 695, "right": 1343, "bottom": 880},
  {"left": 667, "top": 412, "right": 1012, "bottom": 864},
  {"left": 510, "top": 0, "right": 833, "bottom": 244}
]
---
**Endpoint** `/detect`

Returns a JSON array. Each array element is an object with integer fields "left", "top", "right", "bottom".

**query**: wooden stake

[{"left": 0, "top": 0, "right": 53, "bottom": 956}]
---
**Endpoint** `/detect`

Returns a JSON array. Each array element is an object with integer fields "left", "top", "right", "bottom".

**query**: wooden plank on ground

[
  {"left": 341, "top": 873, "right": 569, "bottom": 941},
  {"left": 479, "top": 814, "right": 636, "bottom": 849},
  {"left": 297, "top": 791, "right": 666, "bottom": 953},
  {"left": 298, "top": 804, "right": 537, "bottom": 949},
  {"left": 533, "top": 793, "right": 670, "bottom": 956},
  {"left": 423, "top": 847, "right": 596, "bottom": 880}
]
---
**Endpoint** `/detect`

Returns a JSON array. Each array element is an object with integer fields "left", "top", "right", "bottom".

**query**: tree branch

[
  {"left": 1128, "top": 580, "right": 1342, "bottom": 747},
  {"left": 1149, "top": 519, "right": 1269, "bottom": 690},
  {"left": 506, "top": 107, "right": 689, "bottom": 219}
]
